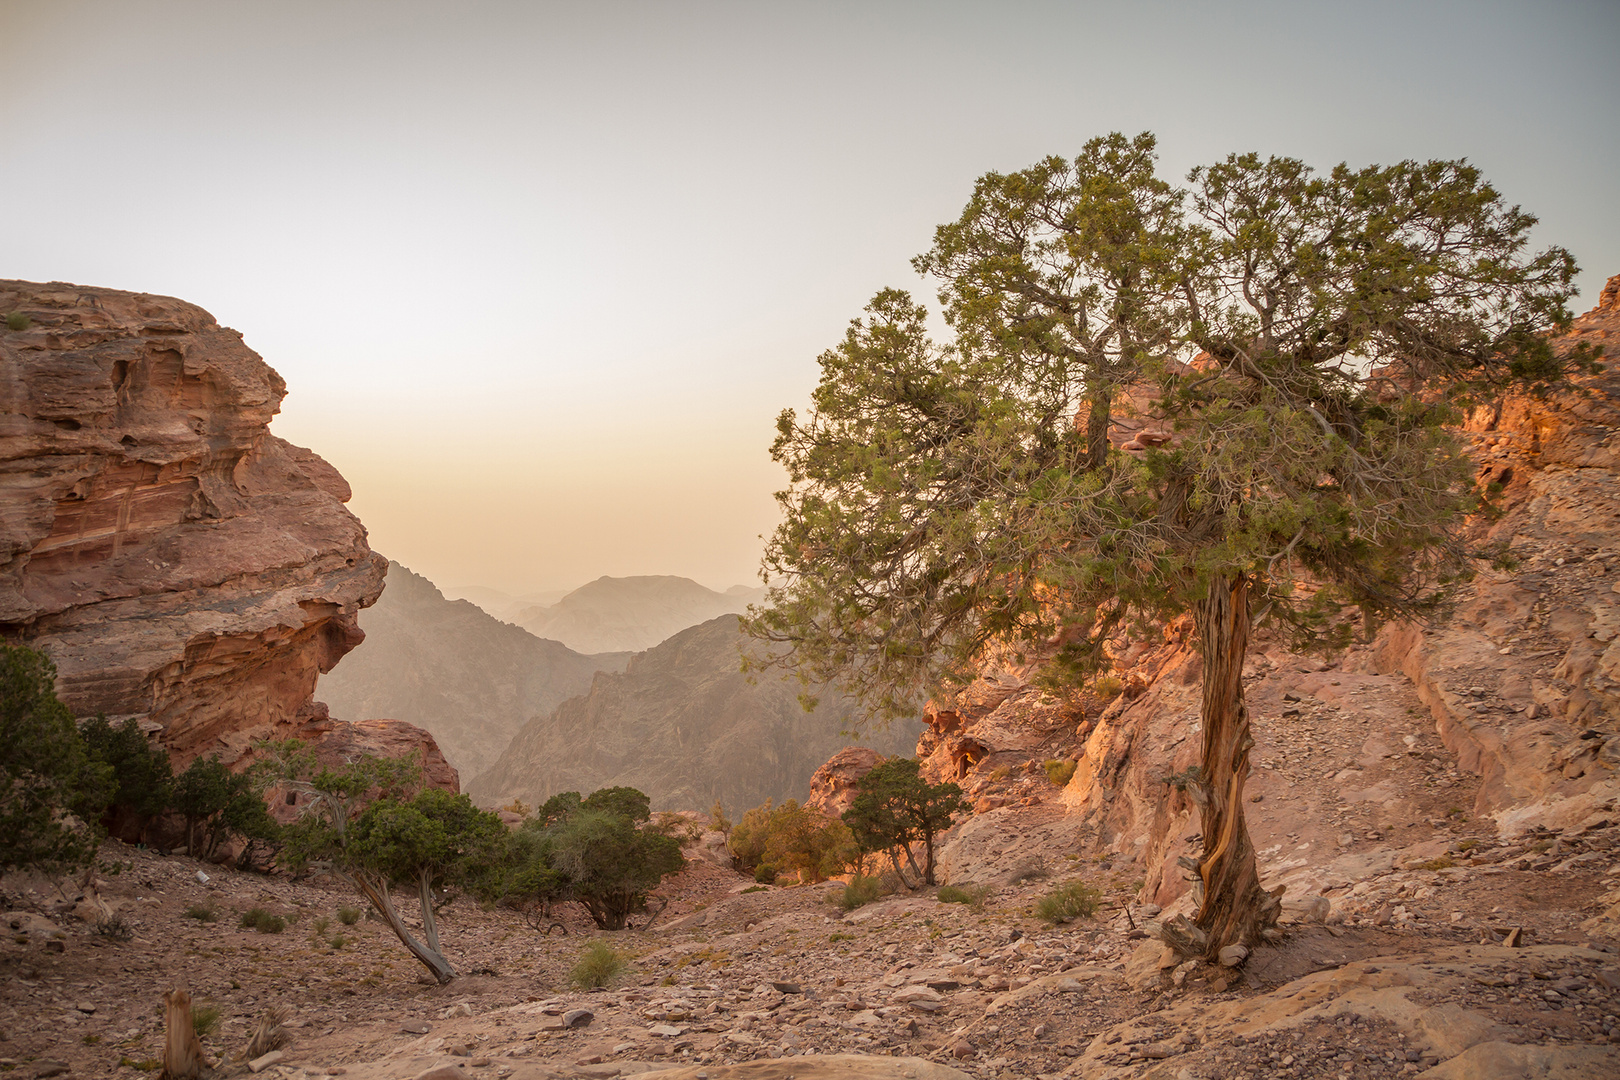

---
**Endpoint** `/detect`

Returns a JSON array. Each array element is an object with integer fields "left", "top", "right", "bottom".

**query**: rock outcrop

[
  {"left": 469, "top": 615, "right": 921, "bottom": 814},
  {"left": 0, "top": 280, "right": 405, "bottom": 772},
  {"left": 316, "top": 561, "right": 629, "bottom": 784}
]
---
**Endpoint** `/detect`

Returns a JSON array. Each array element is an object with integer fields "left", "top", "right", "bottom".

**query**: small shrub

[
  {"left": 1043, "top": 759, "right": 1077, "bottom": 786},
  {"left": 183, "top": 903, "right": 219, "bottom": 922},
  {"left": 82, "top": 1034, "right": 101, "bottom": 1045},
  {"left": 119, "top": 1057, "right": 161, "bottom": 1072},
  {"left": 240, "top": 907, "right": 286, "bottom": 934},
  {"left": 753, "top": 863, "right": 777, "bottom": 884},
  {"left": 1457, "top": 838, "right": 1479, "bottom": 852},
  {"left": 1035, "top": 880, "right": 1101, "bottom": 925},
  {"left": 94, "top": 913, "right": 134, "bottom": 942},
  {"left": 937, "top": 883, "right": 993, "bottom": 909},
  {"left": 336, "top": 906, "right": 362, "bottom": 926},
  {"left": 741, "top": 885, "right": 767, "bottom": 894},
  {"left": 1007, "top": 858, "right": 1050, "bottom": 884},
  {"left": 5, "top": 312, "right": 30, "bottom": 332},
  {"left": 191, "top": 1001, "right": 221, "bottom": 1039},
  {"left": 989, "top": 765, "right": 1012, "bottom": 783},
  {"left": 1417, "top": 857, "right": 1456, "bottom": 871},
  {"left": 311, "top": 916, "right": 332, "bottom": 936},
  {"left": 1094, "top": 675, "right": 1124, "bottom": 698},
  {"left": 833, "top": 875, "right": 884, "bottom": 912},
  {"left": 570, "top": 941, "right": 628, "bottom": 990},
  {"left": 327, "top": 934, "right": 348, "bottom": 950}
]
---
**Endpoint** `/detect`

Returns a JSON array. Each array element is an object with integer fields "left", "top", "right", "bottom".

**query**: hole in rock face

[
  {"left": 53, "top": 418, "right": 81, "bottom": 431},
  {"left": 120, "top": 435, "right": 137, "bottom": 447},
  {"left": 112, "top": 359, "right": 129, "bottom": 391}
]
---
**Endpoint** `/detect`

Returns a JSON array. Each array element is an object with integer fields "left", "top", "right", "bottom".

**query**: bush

[
  {"left": 753, "top": 863, "right": 776, "bottom": 884},
  {"left": 310, "top": 916, "right": 331, "bottom": 936},
  {"left": 5, "top": 312, "right": 30, "bottom": 332},
  {"left": 1035, "top": 880, "right": 1101, "bottom": 924},
  {"left": 94, "top": 913, "right": 133, "bottom": 942},
  {"left": 1044, "top": 759, "right": 1077, "bottom": 786},
  {"left": 336, "top": 906, "right": 362, "bottom": 926},
  {"left": 569, "top": 941, "right": 628, "bottom": 989},
  {"left": 182, "top": 903, "right": 219, "bottom": 922},
  {"left": 1007, "top": 857, "right": 1050, "bottom": 884},
  {"left": 191, "top": 1002, "right": 221, "bottom": 1039},
  {"left": 239, "top": 907, "right": 286, "bottom": 934},
  {"left": 833, "top": 874, "right": 884, "bottom": 912},
  {"left": 937, "top": 883, "right": 993, "bottom": 909}
]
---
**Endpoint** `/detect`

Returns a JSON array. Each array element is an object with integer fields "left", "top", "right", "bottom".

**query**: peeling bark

[
  {"left": 353, "top": 873, "right": 455, "bottom": 984},
  {"left": 1188, "top": 572, "right": 1282, "bottom": 958}
]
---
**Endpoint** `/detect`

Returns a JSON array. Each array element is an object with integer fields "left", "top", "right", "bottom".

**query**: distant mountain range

[
  {"left": 316, "top": 562, "right": 629, "bottom": 782},
  {"left": 502, "top": 575, "right": 767, "bottom": 654},
  {"left": 468, "top": 614, "right": 921, "bottom": 815}
]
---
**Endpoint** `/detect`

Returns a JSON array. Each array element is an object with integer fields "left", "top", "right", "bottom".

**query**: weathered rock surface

[
  {"left": 469, "top": 615, "right": 920, "bottom": 813},
  {"left": 805, "top": 746, "right": 883, "bottom": 818},
  {"left": 0, "top": 279, "right": 400, "bottom": 769},
  {"left": 317, "top": 560, "right": 629, "bottom": 784}
]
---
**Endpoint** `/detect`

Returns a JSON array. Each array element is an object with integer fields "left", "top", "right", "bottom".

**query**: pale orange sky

[{"left": 3, "top": 1, "right": 1616, "bottom": 597}]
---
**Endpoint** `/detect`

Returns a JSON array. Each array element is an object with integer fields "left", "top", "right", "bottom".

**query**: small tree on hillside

[
  {"left": 170, "top": 755, "right": 280, "bottom": 860},
  {"left": 750, "top": 132, "right": 1595, "bottom": 958},
  {"left": 842, "top": 758, "right": 967, "bottom": 887},
  {"left": 512, "top": 786, "right": 685, "bottom": 931},
  {"left": 80, "top": 715, "right": 173, "bottom": 835},
  {"left": 0, "top": 644, "right": 111, "bottom": 873}
]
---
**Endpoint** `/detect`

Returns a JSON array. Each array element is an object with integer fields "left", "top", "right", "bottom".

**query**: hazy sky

[{"left": 4, "top": 1, "right": 1616, "bottom": 597}]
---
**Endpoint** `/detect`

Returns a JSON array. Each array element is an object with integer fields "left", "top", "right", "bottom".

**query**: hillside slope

[
  {"left": 469, "top": 614, "right": 921, "bottom": 813},
  {"left": 512, "top": 574, "right": 758, "bottom": 653},
  {"left": 316, "top": 561, "right": 629, "bottom": 782}
]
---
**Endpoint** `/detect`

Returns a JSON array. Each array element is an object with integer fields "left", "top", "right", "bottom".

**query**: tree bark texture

[
  {"left": 1190, "top": 573, "right": 1282, "bottom": 957},
  {"left": 159, "top": 988, "right": 210, "bottom": 1080},
  {"left": 353, "top": 873, "right": 456, "bottom": 984}
]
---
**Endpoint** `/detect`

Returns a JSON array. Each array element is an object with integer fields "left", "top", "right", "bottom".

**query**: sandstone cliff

[
  {"left": 469, "top": 614, "right": 921, "bottom": 814},
  {"left": 0, "top": 280, "right": 408, "bottom": 773},
  {"left": 316, "top": 560, "right": 630, "bottom": 783}
]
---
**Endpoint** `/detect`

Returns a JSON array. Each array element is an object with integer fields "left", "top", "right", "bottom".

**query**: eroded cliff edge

[{"left": 0, "top": 280, "right": 426, "bottom": 776}]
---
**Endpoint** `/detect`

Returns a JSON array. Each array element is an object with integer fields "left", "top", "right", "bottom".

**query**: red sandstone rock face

[
  {"left": 0, "top": 280, "right": 439, "bottom": 779},
  {"left": 805, "top": 746, "right": 883, "bottom": 819}
]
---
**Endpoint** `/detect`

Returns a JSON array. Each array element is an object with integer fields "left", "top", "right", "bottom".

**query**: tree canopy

[
  {"left": 0, "top": 644, "right": 111, "bottom": 873},
  {"left": 841, "top": 758, "right": 967, "bottom": 887},
  {"left": 749, "top": 132, "right": 1594, "bottom": 957}
]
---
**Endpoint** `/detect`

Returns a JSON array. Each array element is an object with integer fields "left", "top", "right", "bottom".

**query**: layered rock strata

[{"left": 0, "top": 280, "right": 405, "bottom": 773}]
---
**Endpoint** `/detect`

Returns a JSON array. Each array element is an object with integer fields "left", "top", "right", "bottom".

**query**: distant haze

[{"left": 3, "top": 1, "right": 1615, "bottom": 595}]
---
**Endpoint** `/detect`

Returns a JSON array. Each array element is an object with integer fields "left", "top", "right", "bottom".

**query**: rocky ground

[{"left": 4, "top": 785, "right": 1617, "bottom": 1080}]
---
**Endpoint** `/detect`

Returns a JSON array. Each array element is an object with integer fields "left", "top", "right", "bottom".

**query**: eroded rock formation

[{"left": 0, "top": 280, "right": 414, "bottom": 774}]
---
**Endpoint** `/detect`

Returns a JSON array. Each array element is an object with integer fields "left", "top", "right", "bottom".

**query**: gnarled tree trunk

[
  {"left": 159, "top": 988, "right": 210, "bottom": 1080},
  {"left": 352, "top": 872, "right": 456, "bottom": 984},
  {"left": 1183, "top": 572, "right": 1282, "bottom": 958}
]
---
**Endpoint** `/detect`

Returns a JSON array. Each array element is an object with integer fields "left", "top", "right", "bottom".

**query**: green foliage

[
  {"left": 5, "top": 311, "right": 30, "bottom": 331},
  {"left": 749, "top": 131, "right": 1588, "bottom": 713},
  {"left": 709, "top": 799, "right": 731, "bottom": 835},
  {"left": 0, "top": 644, "right": 113, "bottom": 873},
  {"left": 511, "top": 786, "right": 686, "bottom": 932},
  {"left": 183, "top": 902, "right": 219, "bottom": 922},
  {"left": 569, "top": 940, "right": 628, "bottom": 990},
  {"left": 1043, "top": 759, "right": 1077, "bottom": 787},
  {"left": 80, "top": 715, "right": 173, "bottom": 825},
  {"left": 937, "top": 883, "right": 993, "bottom": 909},
  {"left": 239, "top": 907, "right": 286, "bottom": 934},
  {"left": 741, "top": 884, "right": 767, "bottom": 894},
  {"left": 191, "top": 1001, "right": 221, "bottom": 1039},
  {"left": 728, "top": 797, "right": 856, "bottom": 882},
  {"left": 336, "top": 906, "right": 362, "bottom": 926},
  {"left": 832, "top": 874, "right": 885, "bottom": 911},
  {"left": 841, "top": 757, "right": 968, "bottom": 886},
  {"left": 1035, "top": 880, "right": 1101, "bottom": 924},
  {"left": 349, "top": 787, "right": 511, "bottom": 906},
  {"left": 171, "top": 755, "right": 280, "bottom": 859}
]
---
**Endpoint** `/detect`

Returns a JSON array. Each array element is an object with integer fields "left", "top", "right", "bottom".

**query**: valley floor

[{"left": 4, "top": 825, "right": 1619, "bottom": 1080}]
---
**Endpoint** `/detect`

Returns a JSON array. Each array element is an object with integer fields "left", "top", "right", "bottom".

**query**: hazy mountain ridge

[
  {"left": 509, "top": 574, "right": 766, "bottom": 653},
  {"left": 316, "top": 561, "right": 630, "bottom": 781},
  {"left": 468, "top": 614, "right": 920, "bottom": 814}
]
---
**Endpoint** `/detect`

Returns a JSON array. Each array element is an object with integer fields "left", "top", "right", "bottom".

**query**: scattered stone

[
  {"left": 563, "top": 1008, "right": 595, "bottom": 1029},
  {"left": 247, "top": 1050, "right": 285, "bottom": 1073},
  {"left": 771, "top": 981, "right": 802, "bottom": 994},
  {"left": 1218, "top": 944, "right": 1250, "bottom": 967}
]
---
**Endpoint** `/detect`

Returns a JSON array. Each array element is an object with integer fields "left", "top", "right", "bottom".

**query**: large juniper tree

[{"left": 748, "top": 132, "right": 1593, "bottom": 958}]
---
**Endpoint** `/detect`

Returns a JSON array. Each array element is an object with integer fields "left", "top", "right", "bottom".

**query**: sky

[{"left": 3, "top": 0, "right": 1616, "bottom": 598}]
